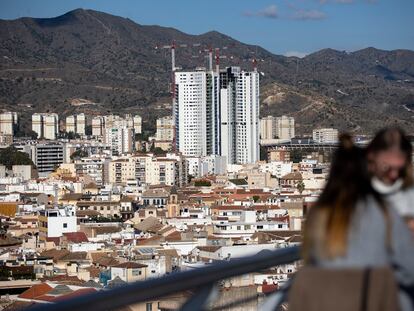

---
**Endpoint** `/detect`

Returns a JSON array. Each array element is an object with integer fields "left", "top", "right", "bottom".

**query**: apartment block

[{"left": 313, "top": 128, "right": 339, "bottom": 144}]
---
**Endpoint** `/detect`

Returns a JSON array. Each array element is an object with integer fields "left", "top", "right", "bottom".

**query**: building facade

[
  {"left": 156, "top": 116, "right": 174, "bottom": 142},
  {"left": 104, "top": 127, "right": 134, "bottom": 156},
  {"left": 65, "top": 115, "right": 76, "bottom": 133},
  {"left": 92, "top": 116, "right": 105, "bottom": 137},
  {"left": 0, "top": 112, "right": 17, "bottom": 136},
  {"left": 260, "top": 116, "right": 276, "bottom": 140},
  {"left": 32, "top": 113, "right": 59, "bottom": 140},
  {"left": 312, "top": 128, "right": 338, "bottom": 144},
  {"left": 174, "top": 67, "right": 259, "bottom": 165},
  {"left": 220, "top": 67, "right": 260, "bottom": 164},
  {"left": 276, "top": 116, "right": 295, "bottom": 140},
  {"left": 38, "top": 206, "right": 77, "bottom": 240}
]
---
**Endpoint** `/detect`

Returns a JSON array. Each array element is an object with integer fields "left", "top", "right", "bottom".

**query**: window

[
  {"left": 146, "top": 303, "right": 152, "bottom": 311},
  {"left": 63, "top": 223, "right": 67, "bottom": 228}
]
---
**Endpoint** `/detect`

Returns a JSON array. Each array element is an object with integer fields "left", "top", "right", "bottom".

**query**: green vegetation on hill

[{"left": 0, "top": 147, "right": 35, "bottom": 169}]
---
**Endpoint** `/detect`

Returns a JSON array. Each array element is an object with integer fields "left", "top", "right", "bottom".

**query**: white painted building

[
  {"left": 276, "top": 116, "right": 295, "bottom": 140},
  {"left": 156, "top": 116, "right": 174, "bottom": 141},
  {"left": 260, "top": 116, "right": 276, "bottom": 140},
  {"left": 174, "top": 71, "right": 210, "bottom": 157},
  {"left": 74, "top": 155, "right": 110, "bottom": 186},
  {"left": 76, "top": 113, "right": 86, "bottom": 135},
  {"left": 220, "top": 67, "right": 260, "bottom": 164},
  {"left": 107, "top": 154, "right": 186, "bottom": 187},
  {"left": 31, "top": 113, "right": 43, "bottom": 139},
  {"left": 173, "top": 67, "right": 259, "bottom": 165},
  {"left": 65, "top": 115, "right": 76, "bottom": 133},
  {"left": 213, "top": 220, "right": 289, "bottom": 238},
  {"left": 43, "top": 113, "right": 59, "bottom": 140},
  {"left": 92, "top": 116, "right": 105, "bottom": 137},
  {"left": 39, "top": 206, "right": 77, "bottom": 239},
  {"left": 133, "top": 115, "right": 142, "bottom": 134},
  {"left": 313, "top": 128, "right": 338, "bottom": 144},
  {"left": 12, "top": 165, "right": 33, "bottom": 181},
  {"left": 104, "top": 126, "right": 134, "bottom": 156},
  {"left": 0, "top": 112, "right": 17, "bottom": 136},
  {"left": 16, "top": 142, "right": 63, "bottom": 176},
  {"left": 260, "top": 161, "right": 293, "bottom": 178}
]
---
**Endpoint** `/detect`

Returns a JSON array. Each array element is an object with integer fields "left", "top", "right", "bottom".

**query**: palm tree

[{"left": 296, "top": 180, "right": 305, "bottom": 194}]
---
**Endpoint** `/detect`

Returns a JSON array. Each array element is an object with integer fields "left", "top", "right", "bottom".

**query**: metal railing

[{"left": 29, "top": 246, "right": 300, "bottom": 311}]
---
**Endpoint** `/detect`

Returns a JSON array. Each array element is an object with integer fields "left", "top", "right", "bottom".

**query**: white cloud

[
  {"left": 258, "top": 4, "right": 279, "bottom": 18},
  {"left": 285, "top": 51, "right": 308, "bottom": 58},
  {"left": 292, "top": 9, "right": 326, "bottom": 20},
  {"left": 244, "top": 5, "right": 278, "bottom": 19}
]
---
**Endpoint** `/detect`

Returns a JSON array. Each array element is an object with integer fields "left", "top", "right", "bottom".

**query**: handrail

[{"left": 29, "top": 246, "right": 300, "bottom": 311}]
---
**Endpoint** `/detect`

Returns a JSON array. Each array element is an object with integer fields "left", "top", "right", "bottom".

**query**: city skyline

[{"left": 0, "top": 0, "right": 413, "bottom": 57}]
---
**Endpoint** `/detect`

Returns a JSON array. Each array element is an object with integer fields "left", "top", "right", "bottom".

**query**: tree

[
  {"left": 252, "top": 195, "right": 260, "bottom": 203},
  {"left": 290, "top": 149, "right": 304, "bottom": 163},
  {"left": 70, "top": 149, "right": 88, "bottom": 160},
  {"left": 194, "top": 180, "right": 211, "bottom": 187},
  {"left": 297, "top": 180, "right": 305, "bottom": 194},
  {"left": 0, "top": 147, "right": 35, "bottom": 169},
  {"left": 152, "top": 147, "right": 166, "bottom": 155}
]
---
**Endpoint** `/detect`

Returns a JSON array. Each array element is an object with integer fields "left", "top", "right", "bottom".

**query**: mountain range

[{"left": 1, "top": 8, "right": 413, "bottom": 135}]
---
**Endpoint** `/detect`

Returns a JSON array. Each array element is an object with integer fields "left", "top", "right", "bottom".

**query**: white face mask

[{"left": 371, "top": 177, "right": 403, "bottom": 195}]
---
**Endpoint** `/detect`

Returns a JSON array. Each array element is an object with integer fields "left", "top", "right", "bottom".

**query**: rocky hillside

[{"left": 0, "top": 9, "right": 413, "bottom": 134}]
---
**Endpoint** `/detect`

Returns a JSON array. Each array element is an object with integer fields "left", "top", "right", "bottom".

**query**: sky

[{"left": 0, "top": 0, "right": 413, "bottom": 57}]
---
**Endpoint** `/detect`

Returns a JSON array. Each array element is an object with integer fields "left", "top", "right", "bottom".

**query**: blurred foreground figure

[
  {"left": 367, "top": 127, "right": 414, "bottom": 237},
  {"left": 289, "top": 134, "right": 414, "bottom": 311}
]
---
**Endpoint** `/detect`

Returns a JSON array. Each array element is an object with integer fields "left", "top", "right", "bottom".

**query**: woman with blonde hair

[{"left": 291, "top": 134, "right": 414, "bottom": 311}]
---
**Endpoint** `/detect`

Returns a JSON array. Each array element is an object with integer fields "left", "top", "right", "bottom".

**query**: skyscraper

[
  {"left": 173, "top": 70, "right": 220, "bottom": 157},
  {"left": 220, "top": 67, "right": 260, "bottom": 164},
  {"left": 174, "top": 66, "right": 259, "bottom": 164}
]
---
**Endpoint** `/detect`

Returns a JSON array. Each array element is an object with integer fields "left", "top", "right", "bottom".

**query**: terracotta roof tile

[
  {"left": 112, "top": 262, "right": 147, "bottom": 269},
  {"left": 40, "top": 249, "right": 70, "bottom": 262},
  {"left": 63, "top": 232, "right": 89, "bottom": 243},
  {"left": 18, "top": 283, "right": 53, "bottom": 299}
]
